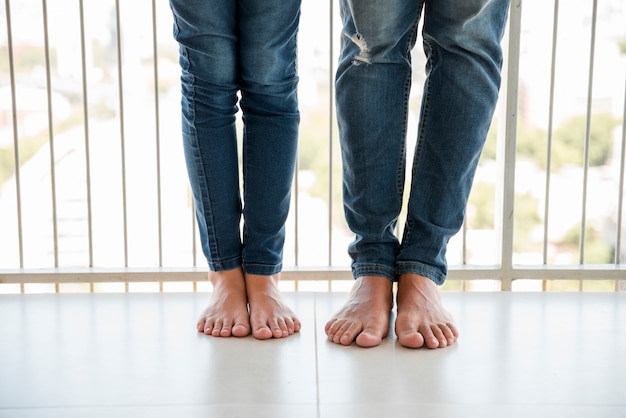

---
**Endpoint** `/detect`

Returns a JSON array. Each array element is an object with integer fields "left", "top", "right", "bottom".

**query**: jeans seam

[
  {"left": 183, "top": 48, "right": 222, "bottom": 264},
  {"left": 402, "top": 36, "right": 435, "bottom": 249},
  {"left": 396, "top": 13, "right": 422, "bottom": 199}
]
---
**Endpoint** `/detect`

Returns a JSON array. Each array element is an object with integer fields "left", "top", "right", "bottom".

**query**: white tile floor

[{"left": 1, "top": 291, "right": 625, "bottom": 418}]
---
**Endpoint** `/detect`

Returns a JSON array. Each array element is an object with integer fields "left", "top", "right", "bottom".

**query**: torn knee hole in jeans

[{"left": 350, "top": 33, "right": 371, "bottom": 65}]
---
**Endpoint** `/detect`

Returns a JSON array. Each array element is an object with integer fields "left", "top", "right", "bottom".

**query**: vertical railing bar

[
  {"left": 151, "top": 0, "right": 163, "bottom": 268},
  {"left": 328, "top": 0, "right": 334, "bottom": 269},
  {"left": 461, "top": 221, "right": 467, "bottom": 291},
  {"left": 462, "top": 220, "right": 467, "bottom": 265},
  {"left": 615, "top": 75, "right": 626, "bottom": 291},
  {"left": 498, "top": 0, "right": 522, "bottom": 291},
  {"left": 327, "top": 0, "right": 335, "bottom": 291},
  {"left": 192, "top": 199, "right": 197, "bottom": 267},
  {"left": 114, "top": 0, "right": 129, "bottom": 269},
  {"left": 41, "top": 0, "right": 59, "bottom": 279},
  {"left": 543, "top": 0, "right": 559, "bottom": 265},
  {"left": 578, "top": 0, "right": 598, "bottom": 291},
  {"left": 293, "top": 23, "right": 299, "bottom": 268},
  {"left": 542, "top": 0, "right": 559, "bottom": 292},
  {"left": 293, "top": 42, "right": 301, "bottom": 269},
  {"left": 78, "top": 0, "right": 93, "bottom": 276},
  {"left": 291, "top": 49, "right": 299, "bottom": 289},
  {"left": 293, "top": 160, "right": 300, "bottom": 290},
  {"left": 5, "top": 0, "right": 24, "bottom": 293},
  {"left": 291, "top": 161, "right": 300, "bottom": 288},
  {"left": 294, "top": 158, "right": 300, "bottom": 266}
]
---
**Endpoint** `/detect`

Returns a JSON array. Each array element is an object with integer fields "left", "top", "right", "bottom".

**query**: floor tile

[
  {"left": 1, "top": 291, "right": 625, "bottom": 418},
  {"left": 0, "top": 293, "right": 318, "bottom": 412},
  {"left": 315, "top": 292, "right": 626, "bottom": 417}
]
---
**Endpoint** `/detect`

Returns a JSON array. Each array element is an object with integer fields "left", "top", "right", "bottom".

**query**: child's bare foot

[
  {"left": 325, "top": 276, "right": 393, "bottom": 347},
  {"left": 244, "top": 273, "right": 301, "bottom": 340},
  {"left": 197, "top": 268, "right": 251, "bottom": 338},
  {"left": 395, "top": 273, "right": 459, "bottom": 349}
]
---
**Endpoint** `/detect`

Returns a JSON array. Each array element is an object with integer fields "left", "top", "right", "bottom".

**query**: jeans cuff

[
  {"left": 351, "top": 264, "right": 396, "bottom": 282},
  {"left": 208, "top": 256, "right": 242, "bottom": 272},
  {"left": 242, "top": 262, "right": 283, "bottom": 276},
  {"left": 395, "top": 262, "right": 446, "bottom": 285}
]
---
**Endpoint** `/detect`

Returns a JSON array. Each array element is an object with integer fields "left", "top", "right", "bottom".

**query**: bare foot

[
  {"left": 197, "top": 268, "right": 251, "bottom": 337},
  {"left": 244, "top": 273, "right": 301, "bottom": 340},
  {"left": 325, "top": 276, "right": 393, "bottom": 347},
  {"left": 395, "top": 273, "right": 459, "bottom": 349}
]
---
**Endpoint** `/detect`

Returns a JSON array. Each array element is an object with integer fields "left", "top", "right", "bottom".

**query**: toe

[
  {"left": 276, "top": 318, "right": 289, "bottom": 338},
  {"left": 441, "top": 323, "right": 457, "bottom": 345},
  {"left": 285, "top": 317, "right": 295, "bottom": 334},
  {"left": 197, "top": 318, "right": 206, "bottom": 333},
  {"left": 220, "top": 327, "right": 232, "bottom": 337},
  {"left": 293, "top": 318, "right": 302, "bottom": 332},
  {"left": 419, "top": 325, "right": 440, "bottom": 349},
  {"left": 232, "top": 323, "right": 250, "bottom": 338},
  {"left": 253, "top": 325, "right": 273, "bottom": 340},
  {"left": 333, "top": 322, "right": 353, "bottom": 344}
]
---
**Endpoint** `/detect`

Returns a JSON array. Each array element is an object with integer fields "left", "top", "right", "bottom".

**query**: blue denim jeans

[
  {"left": 336, "top": 0, "right": 510, "bottom": 284},
  {"left": 169, "top": 0, "right": 301, "bottom": 275}
]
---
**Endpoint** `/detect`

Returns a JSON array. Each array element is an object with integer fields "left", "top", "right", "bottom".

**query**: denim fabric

[
  {"left": 336, "top": 0, "right": 510, "bottom": 284},
  {"left": 169, "top": 0, "right": 301, "bottom": 275}
]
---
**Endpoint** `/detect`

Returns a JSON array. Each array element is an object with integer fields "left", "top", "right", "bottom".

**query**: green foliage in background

[
  {"left": 559, "top": 223, "right": 614, "bottom": 264},
  {"left": 516, "top": 113, "right": 620, "bottom": 170}
]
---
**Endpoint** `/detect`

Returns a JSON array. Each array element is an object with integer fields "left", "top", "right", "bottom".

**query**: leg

[
  {"left": 171, "top": 0, "right": 243, "bottom": 271},
  {"left": 237, "top": 0, "right": 302, "bottom": 339},
  {"left": 170, "top": 0, "right": 248, "bottom": 336},
  {"left": 336, "top": 0, "right": 423, "bottom": 282},
  {"left": 395, "top": 0, "right": 510, "bottom": 348},
  {"left": 327, "top": 0, "right": 423, "bottom": 347}
]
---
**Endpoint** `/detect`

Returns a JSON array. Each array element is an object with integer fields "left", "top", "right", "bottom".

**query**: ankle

[
  {"left": 208, "top": 268, "right": 245, "bottom": 290},
  {"left": 398, "top": 273, "right": 436, "bottom": 288},
  {"left": 356, "top": 275, "right": 393, "bottom": 292},
  {"left": 244, "top": 273, "right": 281, "bottom": 295}
]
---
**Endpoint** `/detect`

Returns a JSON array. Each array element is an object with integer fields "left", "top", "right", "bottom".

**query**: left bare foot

[
  {"left": 325, "top": 276, "right": 393, "bottom": 347},
  {"left": 197, "top": 268, "right": 251, "bottom": 338},
  {"left": 395, "top": 273, "right": 459, "bottom": 349},
  {"left": 244, "top": 273, "right": 301, "bottom": 340}
]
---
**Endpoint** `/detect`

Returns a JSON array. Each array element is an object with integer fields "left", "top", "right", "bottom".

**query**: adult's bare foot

[
  {"left": 197, "top": 268, "right": 251, "bottom": 337},
  {"left": 245, "top": 273, "right": 301, "bottom": 340},
  {"left": 395, "top": 273, "right": 459, "bottom": 349},
  {"left": 325, "top": 276, "right": 393, "bottom": 347}
]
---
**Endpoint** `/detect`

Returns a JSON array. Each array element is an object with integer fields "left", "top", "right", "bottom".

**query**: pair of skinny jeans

[
  {"left": 169, "top": 0, "right": 301, "bottom": 275},
  {"left": 336, "top": 0, "right": 510, "bottom": 284}
]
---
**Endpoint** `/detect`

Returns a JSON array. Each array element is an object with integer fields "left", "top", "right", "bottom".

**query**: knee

[
  {"left": 425, "top": 0, "right": 509, "bottom": 54},
  {"left": 239, "top": 79, "right": 299, "bottom": 117}
]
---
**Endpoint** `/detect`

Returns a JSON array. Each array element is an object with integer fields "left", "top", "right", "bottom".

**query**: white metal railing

[{"left": 0, "top": 0, "right": 625, "bottom": 293}]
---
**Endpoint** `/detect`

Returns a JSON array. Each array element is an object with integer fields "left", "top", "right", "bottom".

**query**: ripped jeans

[
  {"left": 169, "top": 0, "right": 301, "bottom": 275},
  {"left": 336, "top": 0, "right": 510, "bottom": 284}
]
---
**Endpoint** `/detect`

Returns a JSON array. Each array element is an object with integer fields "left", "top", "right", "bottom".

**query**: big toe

[
  {"left": 355, "top": 324, "right": 387, "bottom": 348},
  {"left": 397, "top": 331, "right": 426, "bottom": 348},
  {"left": 395, "top": 320, "right": 425, "bottom": 348},
  {"left": 252, "top": 325, "right": 274, "bottom": 340},
  {"left": 355, "top": 331, "right": 384, "bottom": 348},
  {"left": 231, "top": 323, "right": 251, "bottom": 338}
]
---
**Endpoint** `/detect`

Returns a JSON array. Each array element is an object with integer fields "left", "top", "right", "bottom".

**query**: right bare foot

[
  {"left": 324, "top": 276, "right": 393, "bottom": 347},
  {"left": 245, "top": 273, "right": 301, "bottom": 340},
  {"left": 197, "top": 268, "right": 251, "bottom": 338}
]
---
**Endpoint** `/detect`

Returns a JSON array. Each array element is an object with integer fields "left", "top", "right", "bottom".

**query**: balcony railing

[{"left": 1, "top": 0, "right": 625, "bottom": 293}]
